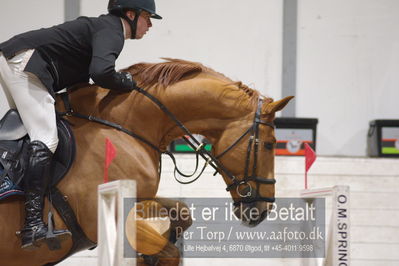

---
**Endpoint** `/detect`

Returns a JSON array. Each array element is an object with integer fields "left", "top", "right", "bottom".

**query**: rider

[{"left": 0, "top": 0, "right": 162, "bottom": 249}]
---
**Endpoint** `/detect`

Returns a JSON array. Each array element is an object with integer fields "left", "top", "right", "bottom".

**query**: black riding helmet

[{"left": 108, "top": 0, "right": 162, "bottom": 39}]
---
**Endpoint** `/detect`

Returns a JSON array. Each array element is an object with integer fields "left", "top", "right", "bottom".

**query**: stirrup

[
  {"left": 45, "top": 211, "right": 71, "bottom": 250},
  {"left": 21, "top": 239, "right": 45, "bottom": 250}
]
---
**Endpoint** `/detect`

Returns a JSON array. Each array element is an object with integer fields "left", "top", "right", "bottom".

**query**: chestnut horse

[{"left": 0, "top": 59, "right": 292, "bottom": 265}]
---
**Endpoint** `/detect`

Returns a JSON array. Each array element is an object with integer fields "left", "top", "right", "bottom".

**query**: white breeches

[{"left": 0, "top": 51, "right": 58, "bottom": 153}]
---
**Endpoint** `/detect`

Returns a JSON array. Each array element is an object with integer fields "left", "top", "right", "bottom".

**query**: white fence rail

[
  {"left": 98, "top": 180, "right": 136, "bottom": 266},
  {"left": 301, "top": 186, "right": 350, "bottom": 266}
]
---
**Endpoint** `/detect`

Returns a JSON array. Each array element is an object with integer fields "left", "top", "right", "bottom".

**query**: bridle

[
  {"left": 215, "top": 98, "right": 277, "bottom": 206},
  {"left": 60, "top": 87, "right": 277, "bottom": 205}
]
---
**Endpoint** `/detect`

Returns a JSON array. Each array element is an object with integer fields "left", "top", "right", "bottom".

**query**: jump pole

[
  {"left": 300, "top": 186, "right": 350, "bottom": 266},
  {"left": 98, "top": 180, "right": 137, "bottom": 266}
]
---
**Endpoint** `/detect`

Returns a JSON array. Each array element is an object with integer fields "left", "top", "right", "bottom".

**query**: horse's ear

[{"left": 262, "top": 96, "right": 294, "bottom": 115}]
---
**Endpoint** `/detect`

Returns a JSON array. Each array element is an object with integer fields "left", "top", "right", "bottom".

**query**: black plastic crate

[
  {"left": 274, "top": 118, "right": 318, "bottom": 156},
  {"left": 368, "top": 120, "right": 399, "bottom": 157}
]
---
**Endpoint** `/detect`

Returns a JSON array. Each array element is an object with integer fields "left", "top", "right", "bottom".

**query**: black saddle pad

[
  {"left": 51, "top": 117, "right": 76, "bottom": 186},
  {"left": 0, "top": 115, "right": 76, "bottom": 200}
]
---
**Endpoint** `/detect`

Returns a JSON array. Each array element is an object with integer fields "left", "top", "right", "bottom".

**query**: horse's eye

[{"left": 264, "top": 142, "right": 274, "bottom": 150}]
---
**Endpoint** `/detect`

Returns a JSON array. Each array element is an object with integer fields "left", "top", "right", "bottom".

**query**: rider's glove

[
  {"left": 91, "top": 71, "right": 138, "bottom": 93},
  {"left": 118, "top": 72, "right": 138, "bottom": 92}
]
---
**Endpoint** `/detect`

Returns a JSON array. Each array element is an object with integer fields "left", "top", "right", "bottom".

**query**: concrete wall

[
  {"left": 296, "top": 0, "right": 399, "bottom": 156},
  {"left": 80, "top": 0, "right": 399, "bottom": 156},
  {"left": 80, "top": 0, "right": 283, "bottom": 101},
  {"left": 0, "top": 0, "right": 64, "bottom": 41},
  {"left": 0, "top": 0, "right": 398, "bottom": 156},
  {"left": 0, "top": 0, "right": 64, "bottom": 118}
]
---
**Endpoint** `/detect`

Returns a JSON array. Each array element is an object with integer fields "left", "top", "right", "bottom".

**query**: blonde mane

[{"left": 122, "top": 58, "right": 267, "bottom": 105}]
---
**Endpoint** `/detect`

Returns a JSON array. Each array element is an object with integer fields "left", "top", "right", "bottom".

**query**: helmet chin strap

[{"left": 122, "top": 9, "right": 142, "bottom": 39}]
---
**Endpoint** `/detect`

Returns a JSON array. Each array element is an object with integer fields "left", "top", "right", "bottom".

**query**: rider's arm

[{"left": 89, "top": 29, "right": 136, "bottom": 92}]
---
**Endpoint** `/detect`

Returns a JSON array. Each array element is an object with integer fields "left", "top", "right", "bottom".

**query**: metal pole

[
  {"left": 64, "top": 0, "right": 80, "bottom": 22},
  {"left": 282, "top": 0, "right": 298, "bottom": 117}
]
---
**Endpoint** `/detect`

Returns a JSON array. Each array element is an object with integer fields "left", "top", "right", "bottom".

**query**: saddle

[
  {"left": 0, "top": 109, "right": 75, "bottom": 199},
  {"left": 0, "top": 109, "right": 96, "bottom": 262}
]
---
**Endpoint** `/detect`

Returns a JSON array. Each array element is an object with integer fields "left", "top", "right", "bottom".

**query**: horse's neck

[
  {"left": 66, "top": 78, "right": 253, "bottom": 148},
  {"left": 146, "top": 76, "right": 254, "bottom": 146}
]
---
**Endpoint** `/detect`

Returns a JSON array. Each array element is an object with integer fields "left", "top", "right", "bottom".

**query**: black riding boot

[{"left": 20, "top": 141, "right": 69, "bottom": 249}]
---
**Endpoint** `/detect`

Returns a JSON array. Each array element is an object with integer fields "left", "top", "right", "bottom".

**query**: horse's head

[
  {"left": 213, "top": 96, "right": 293, "bottom": 227},
  {"left": 116, "top": 59, "right": 293, "bottom": 226}
]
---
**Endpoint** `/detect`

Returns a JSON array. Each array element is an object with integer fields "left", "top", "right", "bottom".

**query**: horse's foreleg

[
  {"left": 155, "top": 241, "right": 180, "bottom": 266},
  {"left": 137, "top": 241, "right": 180, "bottom": 266},
  {"left": 154, "top": 197, "right": 193, "bottom": 243},
  {"left": 136, "top": 197, "right": 192, "bottom": 265}
]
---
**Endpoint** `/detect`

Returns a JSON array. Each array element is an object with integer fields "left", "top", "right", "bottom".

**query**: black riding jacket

[{"left": 0, "top": 14, "right": 134, "bottom": 94}]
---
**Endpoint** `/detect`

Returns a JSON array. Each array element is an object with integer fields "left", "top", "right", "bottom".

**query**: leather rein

[{"left": 59, "top": 87, "right": 276, "bottom": 205}]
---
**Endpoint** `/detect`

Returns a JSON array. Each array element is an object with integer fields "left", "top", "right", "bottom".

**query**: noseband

[{"left": 60, "top": 88, "right": 276, "bottom": 205}]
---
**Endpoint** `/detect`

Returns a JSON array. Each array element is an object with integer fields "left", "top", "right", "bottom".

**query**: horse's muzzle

[{"left": 235, "top": 201, "right": 270, "bottom": 227}]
